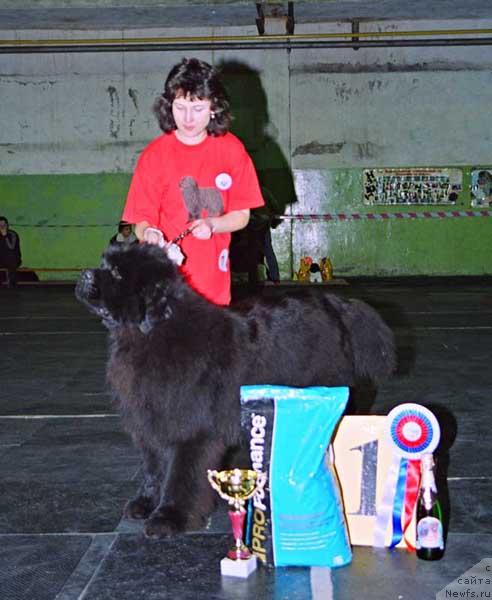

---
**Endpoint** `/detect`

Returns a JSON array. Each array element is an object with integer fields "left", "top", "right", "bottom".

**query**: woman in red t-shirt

[{"left": 122, "top": 57, "right": 264, "bottom": 305}]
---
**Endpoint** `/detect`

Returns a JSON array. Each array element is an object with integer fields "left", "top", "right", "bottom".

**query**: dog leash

[
  {"left": 171, "top": 226, "right": 194, "bottom": 246},
  {"left": 145, "top": 225, "right": 201, "bottom": 267}
]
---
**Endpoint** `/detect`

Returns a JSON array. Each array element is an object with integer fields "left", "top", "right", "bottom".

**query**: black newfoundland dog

[{"left": 76, "top": 244, "right": 395, "bottom": 539}]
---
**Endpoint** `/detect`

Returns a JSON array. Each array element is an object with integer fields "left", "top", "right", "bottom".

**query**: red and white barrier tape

[
  {"left": 12, "top": 210, "right": 492, "bottom": 229},
  {"left": 281, "top": 210, "right": 492, "bottom": 222}
]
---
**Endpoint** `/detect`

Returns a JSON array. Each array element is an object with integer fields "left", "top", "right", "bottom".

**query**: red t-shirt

[{"left": 123, "top": 132, "right": 264, "bottom": 305}]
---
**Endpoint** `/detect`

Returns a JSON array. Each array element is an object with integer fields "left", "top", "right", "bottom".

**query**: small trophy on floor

[{"left": 207, "top": 468, "right": 267, "bottom": 578}]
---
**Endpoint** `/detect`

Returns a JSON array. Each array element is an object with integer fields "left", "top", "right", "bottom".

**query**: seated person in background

[
  {"left": 0, "top": 216, "right": 22, "bottom": 288},
  {"left": 109, "top": 221, "right": 138, "bottom": 247}
]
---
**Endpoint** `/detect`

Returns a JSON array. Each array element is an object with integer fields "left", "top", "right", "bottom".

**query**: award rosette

[{"left": 373, "top": 403, "right": 441, "bottom": 549}]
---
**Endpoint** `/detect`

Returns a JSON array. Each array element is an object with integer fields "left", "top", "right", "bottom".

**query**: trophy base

[{"left": 220, "top": 555, "right": 257, "bottom": 578}]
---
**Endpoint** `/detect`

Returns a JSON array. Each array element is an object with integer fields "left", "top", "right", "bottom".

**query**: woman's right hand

[{"left": 143, "top": 227, "right": 165, "bottom": 247}]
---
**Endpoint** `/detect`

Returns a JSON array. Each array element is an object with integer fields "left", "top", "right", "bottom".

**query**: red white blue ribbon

[
  {"left": 402, "top": 459, "right": 421, "bottom": 550},
  {"left": 373, "top": 404, "right": 440, "bottom": 549}
]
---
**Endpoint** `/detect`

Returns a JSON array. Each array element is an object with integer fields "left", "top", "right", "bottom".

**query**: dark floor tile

[
  {"left": 0, "top": 418, "right": 46, "bottom": 447},
  {"left": 0, "top": 417, "right": 138, "bottom": 485},
  {"left": 0, "top": 534, "right": 92, "bottom": 600},
  {"left": 447, "top": 438, "right": 492, "bottom": 478},
  {"left": 0, "top": 344, "right": 109, "bottom": 415},
  {"left": 0, "top": 394, "right": 113, "bottom": 417},
  {"left": 0, "top": 427, "right": 139, "bottom": 483},
  {"left": 0, "top": 316, "right": 104, "bottom": 334},
  {"left": 2, "top": 335, "right": 106, "bottom": 356},
  {"left": 333, "top": 533, "right": 492, "bottom": 600},
  {"left": 83, "top": 533, "right": 277, "bottom": 600},
  {"left": 434, "top": 532, "right": 492, "bottom": 579},
  {"left": 0, "top": 481, "right": 138, "bottom": 534},
  {"left": 26, "top": 416, "right": 130, "bottom": 447},
  {"left": 56, "top": 534, "right": 116, "bottom": 600},
  {"left": 447, "top": 479, "right": 492, "bottom": 534},
  {"left": 452, "top": 411, "right": 492, "bottom": 441},
  {"left": 82, "top": 532, "right": 492, "bottom": 600}
]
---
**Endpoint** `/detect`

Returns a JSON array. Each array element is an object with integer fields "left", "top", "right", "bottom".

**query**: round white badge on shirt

[
  {"left": 215, "top": 173, "right": 232, "bottom": 191},
  {"left": 218, "top": 249, "right": 229, "bottom": 273}
]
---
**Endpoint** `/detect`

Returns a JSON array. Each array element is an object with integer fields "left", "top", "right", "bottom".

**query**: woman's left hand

[{"left": 190, "top": 218, "right": 214, "bottom": 240}]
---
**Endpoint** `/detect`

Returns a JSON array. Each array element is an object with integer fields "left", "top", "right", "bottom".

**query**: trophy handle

[{"left": 207, "top": 470, "right": 234, "bottom": 504}]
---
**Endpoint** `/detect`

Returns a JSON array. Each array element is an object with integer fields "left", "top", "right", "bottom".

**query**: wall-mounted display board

[
  {"left": 471, "top": 168, "right": 492, "bottom": 207},
  {"left": 364, "top": 168, "right": 462, "bottom": 206}
]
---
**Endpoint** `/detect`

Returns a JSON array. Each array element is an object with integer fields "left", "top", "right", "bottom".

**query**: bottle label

[{"left": 416, "top": 517, "right": 444, "bottom": 550}]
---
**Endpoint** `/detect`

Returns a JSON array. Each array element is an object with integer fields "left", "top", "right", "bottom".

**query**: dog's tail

[{"left": 342, "top": 298, "right": 397, "bottom": 384}]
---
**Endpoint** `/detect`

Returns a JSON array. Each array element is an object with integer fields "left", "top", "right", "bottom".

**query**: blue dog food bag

[{"left": 241, "top": 385, "right": 352, "bottom": 568}]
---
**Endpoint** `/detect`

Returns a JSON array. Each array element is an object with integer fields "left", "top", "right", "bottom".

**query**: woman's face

[{"left": 172, "top": 93, "right": 212, "bottom": 145}]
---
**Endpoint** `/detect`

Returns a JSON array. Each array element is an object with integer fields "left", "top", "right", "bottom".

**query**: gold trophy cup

[{"left": 207, "top": 468, "right": 267, "bottom": 578}]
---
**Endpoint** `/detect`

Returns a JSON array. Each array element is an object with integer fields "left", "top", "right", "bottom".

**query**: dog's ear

[{"left": 139, "top": 282, "right": 173, "bottom": 334}]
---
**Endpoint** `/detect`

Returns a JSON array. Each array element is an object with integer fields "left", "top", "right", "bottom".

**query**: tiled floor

[{"left": 0, "top": 279, "right": 491, "bottom": 600}]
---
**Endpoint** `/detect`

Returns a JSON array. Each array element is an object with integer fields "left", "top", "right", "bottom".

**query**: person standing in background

[{"left": 122, "top": 57, "right": 264, "bottom": 306}]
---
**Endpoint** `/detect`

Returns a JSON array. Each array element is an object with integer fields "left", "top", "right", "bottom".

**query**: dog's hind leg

[
  {"left": 124, "top": 446, "right": 170, "bottom": 520},
  {"left": 144, "top": 435, "right": 228, "bottom": 539}
]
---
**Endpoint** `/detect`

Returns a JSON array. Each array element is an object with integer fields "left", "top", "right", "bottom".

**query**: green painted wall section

[
  {"left": 283, "top": 209, "right": 492, "bottom": 278},
  {"left": 1, "top": 173, "right": 130, "bottom": 278},
  {"left": 277, "top": 166, "right": 492, "bottom": 278},
  {"left": 2, "top": 166, "right": 491, "bottom": 280}
]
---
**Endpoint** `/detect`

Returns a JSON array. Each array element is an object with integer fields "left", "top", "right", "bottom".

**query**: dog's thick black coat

[{"left": 76, "top": 244, "right": 396, "bottom": 538}]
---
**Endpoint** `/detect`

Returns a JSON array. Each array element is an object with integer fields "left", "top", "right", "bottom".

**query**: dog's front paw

[
  {"left": 144, "top": 506, "right": 188, "bottom": 539},
  {"left": 124, "top": 495, "right": 156, "bottom": 520}
]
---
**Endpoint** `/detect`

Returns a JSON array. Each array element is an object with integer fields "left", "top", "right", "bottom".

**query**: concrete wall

[{"left": 1, "top": 19, "right": 491, "bottom": 278}]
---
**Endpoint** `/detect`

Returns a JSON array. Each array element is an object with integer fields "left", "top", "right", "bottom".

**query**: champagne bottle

[{"left": 416, "top": 453, "right": 445, "bottom": 560}]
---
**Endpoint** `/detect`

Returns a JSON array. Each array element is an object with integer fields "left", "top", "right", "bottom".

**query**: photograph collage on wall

[
  {"left": 470, "top": 168, "right": 492, "bottom": 207},
  {"left": 363, "top": 168, "right": 463, "bottom": 206}
]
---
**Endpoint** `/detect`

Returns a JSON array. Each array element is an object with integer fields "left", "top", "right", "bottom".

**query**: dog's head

[{"left": 75, "top": 244, "right": 180, "bottom": 334}]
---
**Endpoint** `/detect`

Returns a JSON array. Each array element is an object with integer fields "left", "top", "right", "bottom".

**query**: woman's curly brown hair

[{"left": 153, "top": 58, "right": 232, "bottom": 136}]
